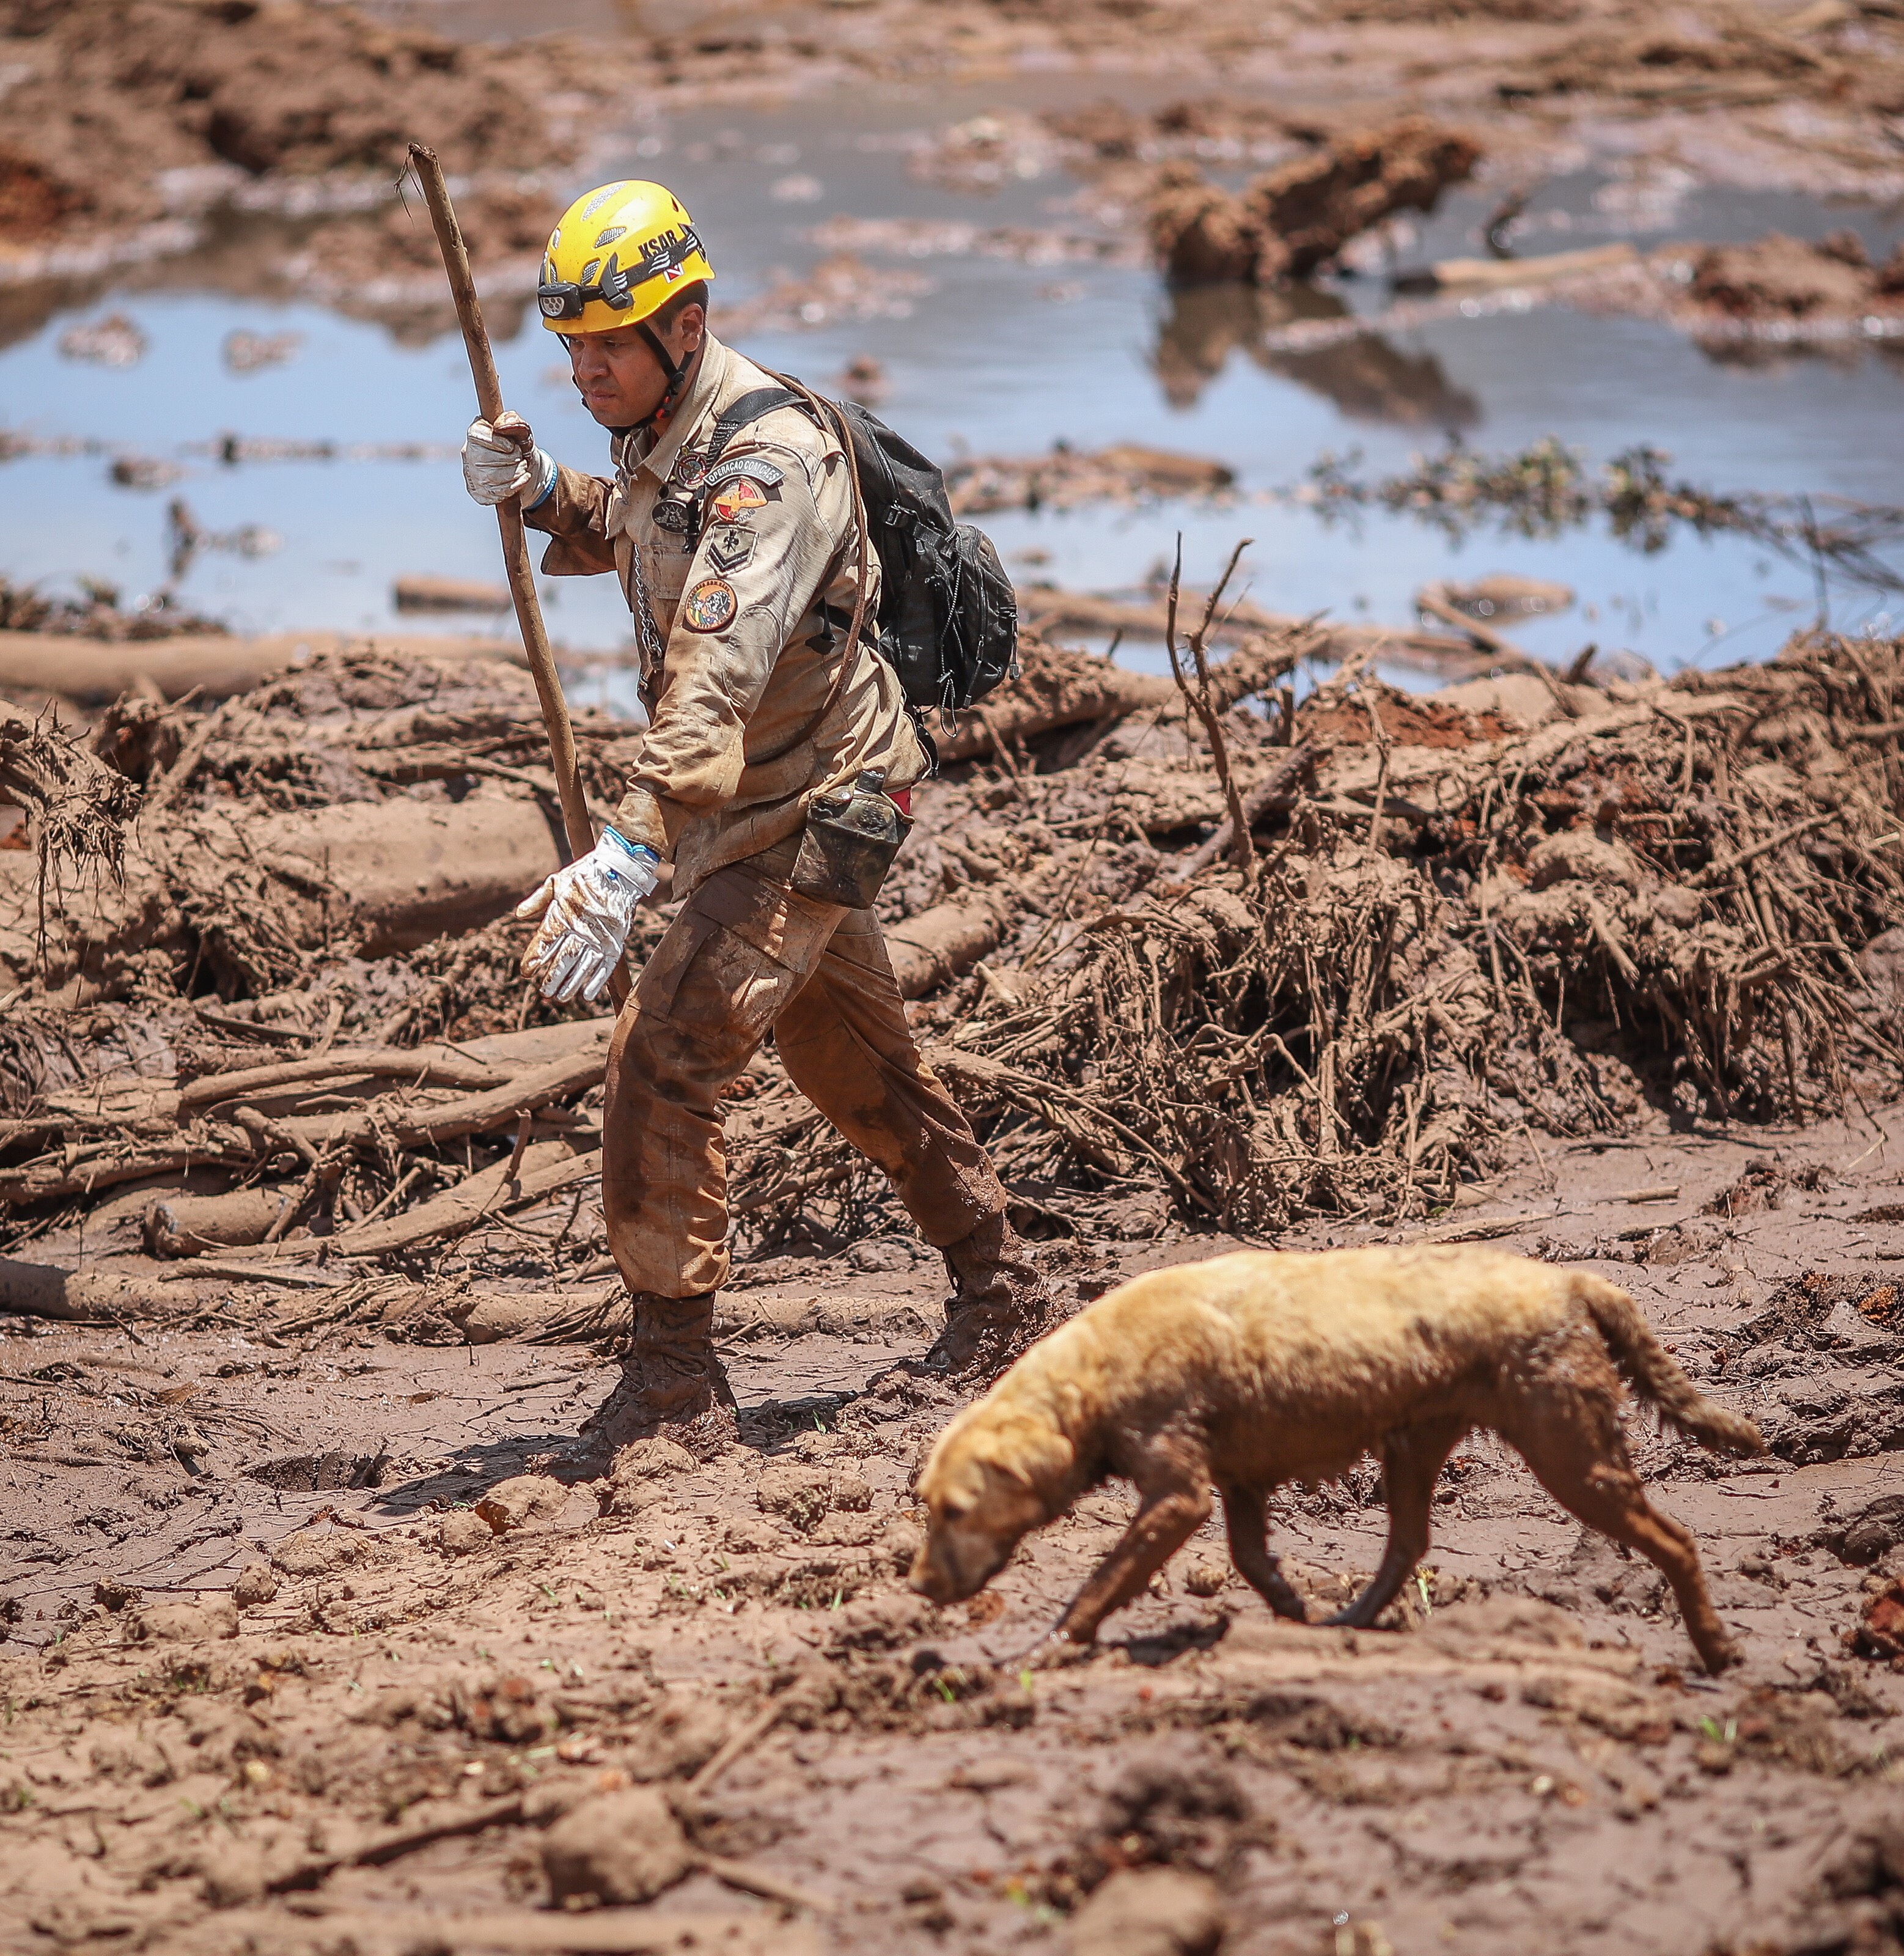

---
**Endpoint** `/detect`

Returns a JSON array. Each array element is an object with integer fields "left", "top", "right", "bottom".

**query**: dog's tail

[{"left": 1574, "top": 1273, "right": 1764, "bottom": 1458}]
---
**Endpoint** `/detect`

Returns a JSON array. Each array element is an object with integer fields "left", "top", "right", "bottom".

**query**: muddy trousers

[{"left": 602, "top": 844, "right": 1008, "bottom": 1300}]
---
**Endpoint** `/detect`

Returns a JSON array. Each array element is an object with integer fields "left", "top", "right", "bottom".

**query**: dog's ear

[{"left": 970, "top": 1410, "right": 1075, "bottom": 1499}]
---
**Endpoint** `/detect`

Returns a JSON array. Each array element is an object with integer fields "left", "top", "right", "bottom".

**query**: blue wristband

[
  {"left": 523, "top": 449, "right": 557, "bottom": 511},
  {"left": 603, "top": 827, "right": 659, "bottom": 865}
]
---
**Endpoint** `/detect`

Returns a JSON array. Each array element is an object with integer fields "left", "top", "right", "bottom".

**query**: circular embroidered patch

[
  {"left": 709, "top": 477, "right": 770, "bottom": 523},
  {"left": 672, "top": 448, "right": 709, "bottom": 489},
  {"left": 681, "top": 576, "right": 738, "bottom": 633}
]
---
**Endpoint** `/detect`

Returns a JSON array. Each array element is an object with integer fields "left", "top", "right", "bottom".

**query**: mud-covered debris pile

[
  {"left": 1498, "top": 14, "right": 1904, "bottom": 117},
  {"left": 732, "top": 628, "right": 1904, "bottom": 1247},
  {"left": 946, "top": 442, "right": 1237, "bottom": 515},
  {"left": 1667, "top": 229, "right": 1904, "bottom": 328},
  {"left": 2, "top": 622, "right": 1903, "bottom": 1282},
  {"left": 1147, "top": 117, "right": 1480, "bottom": 286},
  {"left": 0, "top": 0, "right": 556, "bottom": 241},
  {"left": 0, "top": 574, "right": 226, "bottom": 642}
]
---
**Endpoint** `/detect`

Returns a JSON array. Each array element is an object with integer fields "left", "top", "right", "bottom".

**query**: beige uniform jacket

[{"left": 526, "top": 333, "right": 928, "bottom": 895}]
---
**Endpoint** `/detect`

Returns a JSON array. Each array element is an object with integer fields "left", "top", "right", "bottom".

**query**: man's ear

[{"left": 674, "top": 303, "right": 707, "bottom": 355}]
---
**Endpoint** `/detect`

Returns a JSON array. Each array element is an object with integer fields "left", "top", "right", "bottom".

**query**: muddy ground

[
  {"left": 5, "top": 608, "right": 1904, "bottom": 1952},
  {"left": 9, "top": 1109, "right": 1904, "bottom": 1954}
]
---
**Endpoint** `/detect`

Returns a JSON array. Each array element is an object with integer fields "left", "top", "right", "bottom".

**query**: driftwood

[
  {"left": 145, "top": 1186, "right": 295, "bottom": 1257},
  {"left": 0, "top": 630, "right": 524, "bottom": 708},
  {"left": 886, "top": 886, "right": 1015, "bottom": 999},
  {"left": 939, "top": 623, "right": 1323, "bottom": 763},
  {"left": 177, "top": 1044, "right": 510, "bottom": 1111},
  {"left": 1180, "top": 742, "right": 1325, "bottom": 876},
  {"left": 0, "top": 1256, "right": 175, "bottom": 1320},
  {"left": 1016, "top": 590, "right": 1487, "bottom": 678}
]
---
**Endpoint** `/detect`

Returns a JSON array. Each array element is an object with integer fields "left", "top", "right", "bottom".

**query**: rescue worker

[{"left": 460, "top": 181, "right": 1053, "bottom": 1454}]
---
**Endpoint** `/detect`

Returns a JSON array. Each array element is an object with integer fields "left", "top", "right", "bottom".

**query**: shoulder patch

[
  {"left": 708, "top": 476, "right": 779, "bottom": 523},
  {"left": 704, "top": 524, "right": 757, "bottom": 574},
  {"left": 705, "top": 454, "right": 785, "bottom": 491},
  {"left": 681, "top": 576, "right": 739, "bottom": 633},
  {"left": 671, "top": 447, "right": 710, "bottom": 489}
]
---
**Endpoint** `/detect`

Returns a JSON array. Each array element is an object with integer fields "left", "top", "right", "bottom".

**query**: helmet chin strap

[{"left": 638, "top": 320, "right": 693, "bottom": 430}]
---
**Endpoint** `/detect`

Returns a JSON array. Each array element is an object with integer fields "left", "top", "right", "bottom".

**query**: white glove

[
  {"left": 515, "top": 829, "right": 660, "bottom": 1004},
  {"left": 462, "top": 412, "right": 556, "bottom": 509}
]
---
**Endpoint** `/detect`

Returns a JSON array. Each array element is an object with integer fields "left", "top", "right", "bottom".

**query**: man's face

[{"left": 564, "top": 304, "right": 705, "bottom": 429}]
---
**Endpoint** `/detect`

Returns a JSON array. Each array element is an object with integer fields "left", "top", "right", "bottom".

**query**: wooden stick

[
  {"left": 1414, "top": 585, "right": 1578, "bottom": 718},
  {"left": 1691, "top": 809, "right": 1840, "bottom": 888},
  {"left": 688, "top": 1699, "right": 784, "bottom": 1795},
  {"left": 1180, "top": 743, "right": 1324, "bottom": 877},
  {"left": 407, "top": 142, "right": 629, "bottom": 1009}
]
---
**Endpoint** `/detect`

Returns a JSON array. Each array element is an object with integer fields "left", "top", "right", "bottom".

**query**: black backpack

[{"left": 683, "top": 380, "right": 1019, "bottom": 729}]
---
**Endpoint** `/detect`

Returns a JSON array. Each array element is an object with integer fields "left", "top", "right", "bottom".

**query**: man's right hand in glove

[
  {"left": 462, "top": 409, "right": 557, "bottom": 509},
  {"left": 515, "top": 829, "right": 661, "bottom": 1004}
]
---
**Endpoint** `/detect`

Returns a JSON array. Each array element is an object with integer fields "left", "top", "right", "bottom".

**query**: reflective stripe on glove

[
  {"left": 515, "top": 828, "right": 660, "bottom": 1004},
  {"left": 461, "top": 412, "right": 557, "bottom": 509}
]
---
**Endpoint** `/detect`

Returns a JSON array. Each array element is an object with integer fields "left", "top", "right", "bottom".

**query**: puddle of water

[{"left": 5, "top": 83, "right": 1903, "bottom": 713}]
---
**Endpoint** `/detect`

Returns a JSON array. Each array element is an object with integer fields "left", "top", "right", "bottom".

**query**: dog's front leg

[{"left": 1051, "top": 1485, "right": 1211, "bottom": 1645}]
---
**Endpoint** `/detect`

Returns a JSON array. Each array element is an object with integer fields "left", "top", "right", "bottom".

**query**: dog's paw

[{"left": 1016, "top": 1630, "right": 1098, "bottom": 1673}]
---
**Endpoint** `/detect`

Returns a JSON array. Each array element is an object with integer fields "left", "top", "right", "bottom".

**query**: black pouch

[{"left": 790, "top": 767, "right": 913, "bottom": 910}]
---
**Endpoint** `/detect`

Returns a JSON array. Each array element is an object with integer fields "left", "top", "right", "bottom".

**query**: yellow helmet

[{"left": 536, "top": 181, "right": 714, "bottom": 336}]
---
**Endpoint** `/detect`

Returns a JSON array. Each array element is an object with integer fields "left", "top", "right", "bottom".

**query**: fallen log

[
  {"left": 887, "top": 886, "right": 1015, "bottom": 999},
  {"left": 0, "top": 630, "right": 530, "bottom": 708},
  {"left": 282, "top": 1031, "right": 612, "bottom": 1155},
  {"left": 249, "top": 793, "right": 563, "bottom": 958},
  {"left": 1017, "top": 591, "right": 1487, "bottom": 675},
  {"left": 0, "top": 1148, "right": 214, "bottom": 1206},
  {"left": 392, "top": 575, "right": 511, "bottom": 614},
  {"left": 177, "top": 1043, "right": 511, "bottom": 1111},
  {"left": 1425, "top": 242, "right": 1639, "bottom": 292},
  {"left": 144, "top": 1185, "right": 295, "bottom": 1257},
  {"left": 450, "top": 1281, "right": 624, "bottom": 1344},
  {"left": 938, "top": 628, "right": 1318, "bottom": 764},
  {"left": 0, "top": 1256, "right": 175, "bottom": 1320}
]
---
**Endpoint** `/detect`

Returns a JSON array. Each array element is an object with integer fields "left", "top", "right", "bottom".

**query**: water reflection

[{"left": 1153, "top": 280, "right": 1478, "bottom": 429}]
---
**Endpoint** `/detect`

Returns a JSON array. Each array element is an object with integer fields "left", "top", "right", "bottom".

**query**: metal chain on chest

[{"left": 626, "top": 537, "right": 666, "bottom": 673}]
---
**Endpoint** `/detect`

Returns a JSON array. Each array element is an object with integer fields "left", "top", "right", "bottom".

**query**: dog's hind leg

[
  {"left": 1324, "top": 1416, "right": 1466, "bottom": 1630},
  {"left": 1221, "top": 1484, "right": 1308, "bottom": 1623},
  {"left": 1053, "top": 1476, "right": 1211, "bottom": 1645},
  {"left": 1501, "top": 1391, "right": 1738, "bottom": 1675}
]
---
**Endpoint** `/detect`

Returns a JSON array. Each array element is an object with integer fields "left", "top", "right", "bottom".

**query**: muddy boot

[
  {"left": 919, "top": 1212, "right": 1056, "bottom": 1383},
  {"left": 567, "top": 1292, "right": 737, "bottom": 1471}
]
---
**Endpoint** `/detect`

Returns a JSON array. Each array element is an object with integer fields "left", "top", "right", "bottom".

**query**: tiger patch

[{"left": 681, "top": 577, "right": 738, "bottom": 633}]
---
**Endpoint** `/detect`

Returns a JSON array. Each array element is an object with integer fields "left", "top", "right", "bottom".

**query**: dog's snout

[{"left": 909, "top": 1542, "right": 958, "bottom": 1602}]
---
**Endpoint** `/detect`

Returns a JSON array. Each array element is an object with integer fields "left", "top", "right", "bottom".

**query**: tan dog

[{"left": 910, "top": 1246, "right": 1762, "bottom": 1674}]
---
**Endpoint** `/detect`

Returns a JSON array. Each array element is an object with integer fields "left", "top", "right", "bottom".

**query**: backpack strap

[
  {"left": 698, "top": 386, "right": 799, "bottom": 482},
  {"left": 753, "top": 366, "right": 873, "bottom": 734},
  {"left": 683, "top": 371, "right": 873, "bottom": 735}
]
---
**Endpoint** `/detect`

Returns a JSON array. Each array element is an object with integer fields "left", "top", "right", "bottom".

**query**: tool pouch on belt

[{"left": 791, "top": 767, "right": 913, "bottom": 910}]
